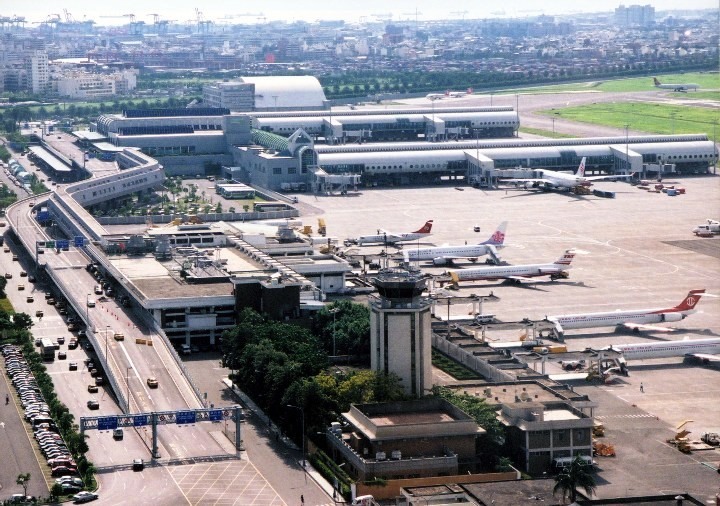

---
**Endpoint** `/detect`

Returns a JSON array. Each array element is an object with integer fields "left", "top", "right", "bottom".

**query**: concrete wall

[{"left": 354, "top": 471, "right": 519, "bottom": 501}]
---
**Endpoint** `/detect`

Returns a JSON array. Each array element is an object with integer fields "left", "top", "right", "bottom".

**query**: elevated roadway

[{"left": 4, "top": 150, "right": 229, "bottom": 463}]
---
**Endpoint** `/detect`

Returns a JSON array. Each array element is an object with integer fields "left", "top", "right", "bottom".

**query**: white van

[
  {"left": 552, "top": 455, "right": 594, "bottom": 472},
  {"left": 352, "top": 496, "right": 374, "bottom": 506}
]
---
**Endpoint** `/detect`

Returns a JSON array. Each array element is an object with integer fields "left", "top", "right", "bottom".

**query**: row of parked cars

[
  {"left": 3, "top": 344, "right": 100, "bottom": 504},
  {"left": 3, "top": 345, "right": 75, "bottom": 475}
]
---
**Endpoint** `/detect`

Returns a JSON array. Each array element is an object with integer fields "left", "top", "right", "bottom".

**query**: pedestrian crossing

[{"left": 596, "top": 413, "right": 657, "bottom": 419}]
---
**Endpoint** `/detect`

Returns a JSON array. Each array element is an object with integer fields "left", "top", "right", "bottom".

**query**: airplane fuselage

[
  {"left": 405, "top": 244, "right": 494, "bottom": 262},
  {"left": 549, "top": 308, "right": 691, "bottom": 330},
  {"left": 609, "top": 338, "right": 720, "bottom": 360},
  {"left": 448, "top": 263, "right": 567, "bottom": 281},
  {"left": 356, "top": 232, "right": 429, "bottom": 245}
]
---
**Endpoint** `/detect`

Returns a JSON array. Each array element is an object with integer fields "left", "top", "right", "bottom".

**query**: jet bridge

[{"left": 310, "top": 166, "right": 361, "bottom": 195}]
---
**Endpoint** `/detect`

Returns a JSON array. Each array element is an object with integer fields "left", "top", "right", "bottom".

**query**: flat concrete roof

[
  {"left": 543, "top": 408, "right": 580, "bottom": 421},
  {"left": 370, "top": 411, "right": 457, "bottom": 427}
]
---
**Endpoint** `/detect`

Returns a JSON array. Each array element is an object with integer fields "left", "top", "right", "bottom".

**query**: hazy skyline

[{"left": 8, "top": 1, "right": 719, "bottom": 25}]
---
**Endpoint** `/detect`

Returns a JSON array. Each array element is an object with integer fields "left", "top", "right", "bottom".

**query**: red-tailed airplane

[
  {"left": 545, "top": 289, "right": 705, "bottom": 340},
  {"left": 446, "top": 250, "right": 575, "bottom": 284},
  {"left": 347, "top": 220, "right": 433, "bottom": 246}
]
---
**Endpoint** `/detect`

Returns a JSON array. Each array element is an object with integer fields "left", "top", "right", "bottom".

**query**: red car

[{"left": 51, "top": 466, "right": 77, "bottom": 477}]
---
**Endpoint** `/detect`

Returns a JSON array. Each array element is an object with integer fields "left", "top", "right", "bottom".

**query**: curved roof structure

[{"left": 240, "top": 76, "right": 326, "bottom": 110}]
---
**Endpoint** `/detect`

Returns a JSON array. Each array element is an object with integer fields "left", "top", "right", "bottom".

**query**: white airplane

[
  {"left": 692, "top": 219, "right": 720, "bottom": 237},
  {"left": 426, "top": 93, "right": 445, "bottom": 100},
  {"left": 446, "top": 250, "right": 575, "bottom": 284},
  {"left": 507, "top": 157, "right": 632, "bottom": 191},
  {"left": 403, "top": 222, "right": 507, "bottom": 265},
  {"left": 606, "top": 337, "right": 720, "bottom": 363},
  {"left": 347, "top": 220, "right": 433, "bottom": 246},
  {"left": 653, "top": 77, "right": 699, "bottom": 92},
  {"left": 447, "top": 88, "right": 473, "bottom": 98},
  {"left": 546, "top": 289, "right": 705, "bottom": 340}
]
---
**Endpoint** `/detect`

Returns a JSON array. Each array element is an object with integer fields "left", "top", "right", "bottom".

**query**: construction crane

[
  {"left": 195, "top": 8, "right": 213, "bottom": 34},
  {"left": 371, "top": 13, "right": 393, "bottom": 22},
  {"left": 451, "top": 10, "right": 469, "bottom": 21}
]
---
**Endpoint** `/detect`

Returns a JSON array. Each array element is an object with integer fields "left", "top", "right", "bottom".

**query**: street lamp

[
  {"left": 287, "top": 404, "right": 305, "bottom": 468},
  {"left": 328, "top": 307, "right": 340, "bottom": 357},
  {"left": 126, "top": 366, "right": 132, "bottom": 413},
  {"left": 86, "top": 293, "right": 91, "bottom": 321}
]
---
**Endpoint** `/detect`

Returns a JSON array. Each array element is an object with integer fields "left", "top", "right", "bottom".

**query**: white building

[{"left": 55, "top": 70, "right": 137, "bottom": 99}]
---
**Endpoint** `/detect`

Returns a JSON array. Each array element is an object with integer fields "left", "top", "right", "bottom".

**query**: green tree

[
  {"left": 12, "top": 312, "right": 34, "bottom": 331},
  {"left": 553, "top": 456, "right": 597, "bottom": 503},
  {"left": 16, "top": 472, "right": 31, "bottom": 496}
]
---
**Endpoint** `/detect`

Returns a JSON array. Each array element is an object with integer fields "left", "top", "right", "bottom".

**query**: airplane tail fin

[
  {"left": 575, "top": 157, "right": 587, "bottom": 177},
  {"left": 553, "top": 250, "right": 576, "bottom": 266},
  {"left": 673, "top": 289, "right": 705, "bottom": 312},
  {"left": 482, "top": 221, "right": 508, "bottom": 246},
  {"left": 414, "top": 220, "right": 434, "bottom": 234},
  {"left": 653, "top": 77, "right": 661, "bottom": 86}
]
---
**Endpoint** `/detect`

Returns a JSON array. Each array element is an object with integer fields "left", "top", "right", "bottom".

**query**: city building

[{"left": 203, "top": 75, "right": 327, "bottom": 112}]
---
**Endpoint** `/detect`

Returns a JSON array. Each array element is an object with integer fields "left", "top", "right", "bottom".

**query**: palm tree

[{"left": 553, "top": 456, "right": 597, "bottom": 504}]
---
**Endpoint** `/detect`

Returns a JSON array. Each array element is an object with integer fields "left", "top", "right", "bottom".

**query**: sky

[{"left": 8, "top": 1, "right": 719, "bottom": 26}]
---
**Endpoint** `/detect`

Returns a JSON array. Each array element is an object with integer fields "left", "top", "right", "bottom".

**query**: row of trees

[{"left": 321, "top": 56, "right": 715, "bottom": 98}]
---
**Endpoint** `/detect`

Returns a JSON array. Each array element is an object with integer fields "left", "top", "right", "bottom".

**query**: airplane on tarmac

[
  {"left": 607, "top": 337, "right": 720, "bottom": 363},
  {"left": 507, "top": 157, "right": 633, "bottom": 191},
  {"left": 545, "top": 289, "right": 706, "bottom": 340},
  {"left": 346, "top": 220, "right": 433, "bottom": 246},
  {"left": 403, "top": 222, "right": 507, "bottom": 266},
  {"left": 446, "top": 250, "right": 575, "bottom": 284},
  {"left": 653, "top": 77, "right": 699, "bottom": 92},
  {"left": 692, "top": 219, "right": 720, "bottom": 237}
]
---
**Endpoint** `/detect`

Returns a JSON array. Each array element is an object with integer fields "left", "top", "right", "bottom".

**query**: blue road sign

[
  {"left": 133, "top": 415, "right": 148, "bottom": 427},
  {"left": 57, "top": 239, "right": 70, "bottom": 250},
  {"left": 97, "top": 416, "right": 118, "bottom": 431},
  {"left": 74, "top": 236, "right": 84, "bottom": 247},
  {"left": 208, "top": 410, "right": 223, "bottom": 422},
  {"left": 176, "top": 411, "right": 196, "bottom": 425}
]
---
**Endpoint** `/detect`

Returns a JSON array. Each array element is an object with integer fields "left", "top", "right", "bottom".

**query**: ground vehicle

[
  {"left": 17, "top": 284, "right": 24, "bottom": 290},
  {"left": 4, "top": 272, "right": 11, "bottom": 279},
  {"left": 146, "top": 377, "right": 158, "bottom": 388},
  {"left": 113, "top": 332, "right": 124, "bottom": 341},
  {"left": 69, "top": 362, "right": 77, "bottom": 370},
  {"left": 95, "top": 377, "right": 104, "bottom": 385},
  {"left": 86, "top": 298, "right": 95, "bottom": 307},
  {"left": 57, "top": 336, "right": 65, "bottom": 345},
  {"left": 113, "top": 428, "right": 124, "bottom": 440},
  {"left": 58, "top": 351, "right": 67, "bottom": 360},
  {"left": 68, "top": 340, "right": 78, "bottom": 349},
  {"left": 12, "top": 254, "right": 17, "bottom": 260},
  {"left": 19, "top": 271, "right": 26, "bottom": 277},
  {"left": 35, "top": 310, "right": 43, "bottom": 317},
  {"left": 552, "top": 455, "right": 595, "bottom": 472},
  {"left": 87, "top": 399, "right": 99, "bottom": 409},
  {"left": 26, "top": 295, "right": 33, "bottom": 302},
  {"left": 73, "top": 491, "right": 98, "bottom": 503},
  {"left": 180, "top": 344, "right": 191, "bottom": 355},
  {"left": 560, "top": 360, "right": 585, "bottom": 371},
  {"left": 132, "top": 458, "right": 144, "bottom": 471},
  {"left": 51, "top": 466, "right": 76, "bottom": 477},
  {"left": 94, "top": 285, "right": 102, "bottom": 295},
  {"left": 352, "top": 496, "right": 374, "bottom": 506},
  {"left": 87, "top": 385, "right": 98, "bottom": 393},
  {"left": 40, "top": 338, "right": 58, "bottom": 360}
]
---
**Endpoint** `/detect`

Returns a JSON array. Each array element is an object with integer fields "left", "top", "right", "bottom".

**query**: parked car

[
  {"left": 132, "top": 458, "right": 144, "bottom": 471},
  {"left": 86, "top": 399, "right": 99, "bottom": 410}
]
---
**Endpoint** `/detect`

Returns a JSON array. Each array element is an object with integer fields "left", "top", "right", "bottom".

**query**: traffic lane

[
  {"left": 1, "top": 357, "right": 51, "bottom": 499},
  {"left": 95, "top": 466, "right": 189, "bottom": 506}
]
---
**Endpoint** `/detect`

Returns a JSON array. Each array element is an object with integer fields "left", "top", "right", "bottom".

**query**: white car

[
  {"left": 73, "top": 491, "right": 98, "bottom": 503},
  {"left": 86, "top": 298, "right": 95, "bottom": 307}
]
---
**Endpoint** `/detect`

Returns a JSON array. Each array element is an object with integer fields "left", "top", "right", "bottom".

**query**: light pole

[
  {"left": 329, "top": 307, "right": 340, "bottom": 357},
  {"left": 86, "top": 293, "right": 91, "bottom": 322},
  {"left": 126, "top": 366, "right": 132, "bottom": 413},
  {"left": 287, "top": 404, "right": 305, "bottom": 468}
]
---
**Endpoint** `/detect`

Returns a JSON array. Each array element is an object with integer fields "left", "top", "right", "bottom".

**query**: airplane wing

[
  {"left": 622, "top": 322, "right": 675, "bottom": 332},
  {"left": 687, "top": 353, "right": 720, "bottom": 362}
]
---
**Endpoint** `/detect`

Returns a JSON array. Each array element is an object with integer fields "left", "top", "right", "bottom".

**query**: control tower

[{"left": 369, "top": 268, "right": 432, "bottom": 397}]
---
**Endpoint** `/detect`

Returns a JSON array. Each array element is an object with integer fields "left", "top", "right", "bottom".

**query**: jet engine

[{"left": 659, "top": 312, "right": 683, "bottom": 322}]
